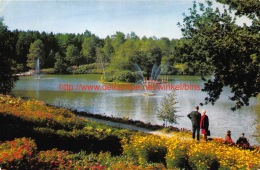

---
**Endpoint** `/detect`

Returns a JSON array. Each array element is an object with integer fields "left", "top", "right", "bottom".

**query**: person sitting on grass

[
  {"left": 236, "top": 133, "right": 250, "bottom": 148},
  {"left": 225, "top": 130, "right": 235, "bottom": 144}
]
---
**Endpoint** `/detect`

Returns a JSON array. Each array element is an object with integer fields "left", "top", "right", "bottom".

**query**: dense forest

[{"left": 3, "top": 25, "right": 205, "bottom": 80}]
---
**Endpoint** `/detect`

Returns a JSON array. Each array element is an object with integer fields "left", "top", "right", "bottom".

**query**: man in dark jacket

[{"left": 187, "top": 106, "right": 201, "bottom": 141}]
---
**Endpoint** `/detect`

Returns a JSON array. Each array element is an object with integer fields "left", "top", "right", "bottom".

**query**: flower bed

[
  {"left": 122, "top": 134, "right": 260, "bottom": 169},
  {"left": 0, "top": 138, "right": 165, "bottom": 169},
  {"left": 0, "top": 138, "right": 36, "bottom": 169},
  {"left": 0, "top": 95, "right": 132, "bottom": 154},
  {"left": 0, "top": 95, "right": 86, "bottom": 131},
  {"left": 1, "top": 95, "right": 260, "bottom": 169}
]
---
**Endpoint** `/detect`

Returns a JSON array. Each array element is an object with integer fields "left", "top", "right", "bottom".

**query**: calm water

[{"left": 12, "top": 74, "right": 259, "bottom": 145}]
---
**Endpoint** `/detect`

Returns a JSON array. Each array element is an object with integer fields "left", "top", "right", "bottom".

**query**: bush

[
  {"left": 37, "top": 149, "right": 73, "bottom": 169},
  {"left": 67, "top": 63, "right": 109, "bottom": 74},
  {"left": 187, "top": 141, "right": 220, "bottom": 169},
  {"left": 104, "top": 70, "right": 136, "bottom": 83},
  {"left": 166, "top": 138, "right": 191, "bottom": 169},
  {"left": 188, "top": 152, "right": 219, "bottom": 169},
  {"left": 0, "top": 95, "right": 126, "bottom": 154},
  {"left": 121, "top": 134, "right": 167, "bottom": 166},
  {"left": 0, "top": 138, "right": 37, "bottom": 169},
  {"left": 41, "top": 68, "right": 56, "bottom": 74}
]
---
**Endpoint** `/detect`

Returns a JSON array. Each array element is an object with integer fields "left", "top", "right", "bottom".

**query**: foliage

[
  {"left": 1, "top": 134, "right": 260, "bottom": 169},
  {"left": 0, "top": 139, "right": 165, "bottom": 169},
  {"left": 65, "top": 44, "right": 81, "bottom": 66},
  {"left": 0, "top": 95, "right": 86, "bottom": 130},
  {"left": 0, "top": 18, "right": 18, "bottom": 95},
  {"left": 166, "top": 140, "right": 190, "bottom": 169},
  {"left": 26, "top": 39, "right": 45, "bottom": 69},
  {"left": 41, "top": 68, "right": 56, "bottom": 74},
  {"left": 54, "top": 52, "right": 67, "bottom": 73},
  {"left": 72, "top": 63, "right": 107, "bottom": 74},
  {"left": 187, "top": 142, "right": 220, "bottom": 169},
  {"left": 81, "top": 34, "right": 98, "bottom": 64},
  {"left": 0, "top": 18, "right": 195, "bottom": 81},
  {"left": 178, "top": 0, "right": 260, "bottom": 110},
  {"left": 256, "top": 95, "right": 260, "bottom": 143},
  {"left": 104, "top": 36, "right": 166, "bottom": 82},
  {"left": 104, "top": 70, "right": 136, "bottom": 83},
  {"left": 157, "top": 91, "right": 180, "bottom": 127},
  {"left": 121, "top": 134, "right": 167, "bottom": 166},
  {"left": 216, "top": 0, "right": 260, "bottom": 22},
  {"left": 122, "top": 134, "right": 260, "bottom": 169},
  {"left": 0, "top": 95, "right": 132, "bottom": 155},
  {"left": 0, "top": 138, "right": 37, "bottom": 169}
]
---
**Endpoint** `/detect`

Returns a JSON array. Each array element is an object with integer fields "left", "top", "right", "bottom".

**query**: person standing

[
  {"left": 200, "top": 110, "right": 209, "bottom": 141},
  {"left": 187, "top": 106, "right": 201, "bottom": 141}
]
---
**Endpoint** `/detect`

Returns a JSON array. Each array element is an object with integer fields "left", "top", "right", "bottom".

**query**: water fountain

[
  {"left": 34, "top": 58, "right": 41, "bottom": 79},
  {"left": 133, "top": 63, "right": 168, "bottom": 96},
  {"left": 133, "top": 63, "right": 144, "bottom": 84}
]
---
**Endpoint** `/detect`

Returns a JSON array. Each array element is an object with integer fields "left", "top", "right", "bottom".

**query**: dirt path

[{"left": 85, "top": 117, "right": 179, "bottom": 138}]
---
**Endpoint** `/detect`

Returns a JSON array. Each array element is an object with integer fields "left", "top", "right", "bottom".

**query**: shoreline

[
  {"left": 50, "top": 104, "right": 185, "bottom": 132},
  {"left": 57, "top": 105, "right": 260, "bottom": 149}
]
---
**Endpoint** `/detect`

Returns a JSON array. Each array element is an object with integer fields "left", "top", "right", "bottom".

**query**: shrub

[
  {"left": 121, "top": 134, "right": 167, "bottom": 166},
  {"left": 187, "top": 142, "right": 220, "bottom": 169},
  {"left": 0, "top": 138, "right": 37, "bottom": 169},
  {"left": 37, "top": 149, "right": 73, "bottom": 169},
  {"left": 165, "top": 137, "right": 191, "bottom": 169},
  {"left": 41, "top": 68, "right": 56, "bottom": 74},
  {"left": 104, "top": 70, "right": 136, "bottom": 83},
  {"left": 188, "top": 151, "right": 219, "bottom": 169}
]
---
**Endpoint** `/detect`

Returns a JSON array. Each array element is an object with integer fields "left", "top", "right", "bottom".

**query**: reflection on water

[{"left": 12, "top": 74, "right": 259, "bottom": 145}]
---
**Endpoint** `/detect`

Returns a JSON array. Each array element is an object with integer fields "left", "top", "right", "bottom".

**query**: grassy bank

[{"left": 0, "top": 95, "right": 260, "bottom": 169}]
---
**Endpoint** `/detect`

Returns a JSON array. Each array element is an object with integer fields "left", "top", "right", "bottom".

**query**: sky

[{"left": 0, "top": 0, "right": 251, "bottom": 39}]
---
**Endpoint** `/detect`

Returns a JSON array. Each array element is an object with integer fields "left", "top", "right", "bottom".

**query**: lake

[{"left": 12, "top": 74, "right": 259, "bottom": 145}]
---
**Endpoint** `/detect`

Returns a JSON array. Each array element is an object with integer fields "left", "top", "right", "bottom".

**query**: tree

[
  {"left": 65, "top": 44, "right": 81, "bottom": 66},
  {"left": 111, "top": 31, "right": 125, "bottom": 50},
  {"left": 102, "top": 36, "right": 114, "bottom": 62},
  {"left": 173, "top": 38, "right": 205, "bottom": 75},
  {"left": 95, "top": 47, "right": 105, "bottom": 75},
  {"left": 26, "top": 39, "right": 45, "bottom": 69},
  {"left": 139, "top": 38, "right": 162, "bottom": 78},
  {"left": 54, "top": 52, "right": 67, "bottom": 73},
  {"left": 157, "top": 91, "right": 180, "bottom": 127},
  {"left": 0, "top": 18, "right": 18, "bottom": 94},
  {"left": 126, "top": 32, "right": 139, "bottom": 40},
  {"left": 104, "top": 38, "right": 139, "bottom": 83},
  {"left": 42, "top": 32, "right": 59, "bottom": 68},
  {"left": 178, "top": 0, "right": 260, "bottom": 110},
  {"left": 16, "top": 31, "right": 38, "bottom": 70},
  {"left": 81, "top": 35, "right": 97, "bottom": 64},
  {"left": 174, "top": 63, "right": 188, "bottom": 75},
  {"left": 216, "top": 0, "right": 260, "bottom": 22}
]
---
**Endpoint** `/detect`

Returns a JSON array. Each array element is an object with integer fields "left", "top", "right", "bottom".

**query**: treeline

[{"left": 5, "top": 25, "right": 207, "bottom": 77}]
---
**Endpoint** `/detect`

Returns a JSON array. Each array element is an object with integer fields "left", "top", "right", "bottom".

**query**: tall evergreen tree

[{"left": 26, "top": 39, "right": 45, "bottom": 69}]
